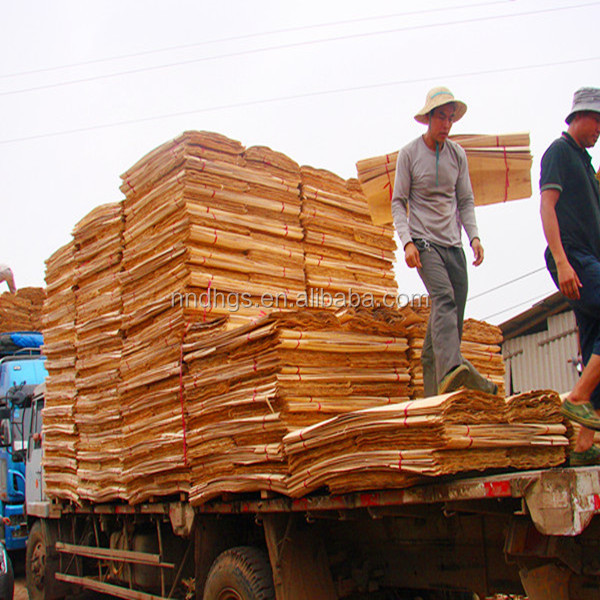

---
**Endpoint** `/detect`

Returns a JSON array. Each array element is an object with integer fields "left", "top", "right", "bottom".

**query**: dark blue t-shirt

[{"left": 540, "top": 132, "right": 600, "bottom": 266}]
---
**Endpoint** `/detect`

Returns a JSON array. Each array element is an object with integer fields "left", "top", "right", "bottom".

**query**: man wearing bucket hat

[
  {"left": 392, "top": 86, "right": 496, "bottom": 397},
  {"left": 540, "top": 87, "right": 600, "bottom": 466}
]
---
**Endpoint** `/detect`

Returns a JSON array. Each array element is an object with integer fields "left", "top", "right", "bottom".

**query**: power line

[
  {"left": 2, "top": 55, "right": 598, "bottom": 146},
  {"left": 0, "top": 0, "right": 512, "bottom": 80},
  {"left": 468, "top": 267, "right": 546, "bottom": 301},
  {"left": 1, "top": 2, "right": 598, "bottom": 98},
  {"left": 481, "top": 291, "right": 555, "bottom": 321}
]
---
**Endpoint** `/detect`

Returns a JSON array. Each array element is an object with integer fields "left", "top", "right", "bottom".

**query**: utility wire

[
  {"left": 468, "top": 267, "right": 546, "bottom": 301},
  {"left": 0, "top": 0, "right": 512, "bottom": 79},
  {"left": 1, "top": 55, "right": 598, "bottom": 146},
  {"left": 482, "top": 291, "right": 555, "bottom": 321},
  {"left": 1, "top": 2, "right": 598, "bottom": 97}
]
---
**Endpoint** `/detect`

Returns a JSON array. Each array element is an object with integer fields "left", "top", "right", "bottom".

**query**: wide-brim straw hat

[
  {"left": 566, "top": 87, "right": 600, "bottom": 124},
  {"left": 414, "top": 86, "right": 467, "bottom": 124}
]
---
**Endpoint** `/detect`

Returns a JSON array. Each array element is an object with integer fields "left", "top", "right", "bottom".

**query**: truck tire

[
  {"left": 203, "top": 546, "right": 275, "bottom": 600},
  {"left": 26, "top": 520, "right": 61, "bottom": 600}
]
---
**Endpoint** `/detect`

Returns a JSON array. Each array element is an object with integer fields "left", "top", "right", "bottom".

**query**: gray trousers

[{"left": 416, "top": 240, "right": 494, "bottom": 396}]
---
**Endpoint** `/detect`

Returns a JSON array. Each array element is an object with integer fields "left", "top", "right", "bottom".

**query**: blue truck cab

[{"left": 0, "top": 332, "right": 47, "bottom": 554}]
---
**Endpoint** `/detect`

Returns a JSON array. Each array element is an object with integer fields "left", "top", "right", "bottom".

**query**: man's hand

[
  {"left": 404, "top": 242, "right": 422, "bottom": 269},
  {"left": 471, "top": 238, "right": 484, "bottom": 266},
  {"left": 556, "top": 259, "right": 582, "bottom": 300}
]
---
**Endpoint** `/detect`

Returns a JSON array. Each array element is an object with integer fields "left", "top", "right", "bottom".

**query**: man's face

[
  {"left": 427, "top": 103, "right": 456, "bottom": 144},
  {"left": 573, "top": 111, "right": 600, "bottom": 148}
]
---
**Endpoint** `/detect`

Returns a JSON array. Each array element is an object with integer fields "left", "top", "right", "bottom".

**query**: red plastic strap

[
  {"left": 296, "top": 366, "right": 302, "bottom": 381},
  {"left": 178, "top": 324, "right": 191, "bottom": 467},
  {"left": 295, "top": 332, "right": 303, "bottom": 349},
  {"left": 502, "top": 145, "right": 509, "bottom": 201},
  {"left": 398, "top": 450, "right": 403, "bottom": 469},
  {"left": 383, "top": 155, "right": 394, "bottom": 201},
  {"left": 202, "top": 279, "right": 213, "bottom": 322},
  {"left": 281, "top": 201, "right": 285, "bottom": 213},
  {"left": 284, "top": 224, "right": 289, "bottom": 237},
  {"left": 466, "top": 425, "right": 473, "bottom": 448}
]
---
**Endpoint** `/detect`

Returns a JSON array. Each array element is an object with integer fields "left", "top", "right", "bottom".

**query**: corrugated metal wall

[{"left": 503, "top": 311, "right": 580, "bottom": 394}]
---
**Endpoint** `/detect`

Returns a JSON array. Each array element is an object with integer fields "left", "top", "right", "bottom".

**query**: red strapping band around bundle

[
  {"left": 296, "top": 366, "right": 302, "bottom": 381},
  {"left": 202, "top": 279, "right": 213, "bottom": 322},
  {"left": 398, "top": 451, "right": 403, "bottom": 469},
  {"left": 383, "top": 156, "right": 394, "bottom": 201},
  {"left": 281, "top": 201, "right": 285, "bottom": 213},
  {"left": 295, "top": 332, "right": 303, "bottom": 349},
  {"left": 496, "top": 136, "right": 510, "bottom": 202},
  {"left": 284, "top": 224, "right": 289, "bottom": 237},
  {"left": 466, "top": 425, "right": 473, "bottom": 448},
  {"left": 178, "top": 324, "right": 191, "bottom": 467}
]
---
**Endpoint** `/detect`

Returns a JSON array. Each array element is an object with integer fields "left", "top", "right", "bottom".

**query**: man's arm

[
  {"left": 391, "top": 150, "right": 421, "bottom": 269},
  {"left": 540, "top": 188, "right": 582, "bottom": 299}
]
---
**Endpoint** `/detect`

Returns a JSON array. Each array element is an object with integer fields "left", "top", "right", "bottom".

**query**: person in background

[
  {"left": 0, "top": 264, "right": 16, "bottom": 294},
  {"left": 540, "top": 87, "right": 600, "bottom": 466},
  {"left": 392, "top": 86, "right": 496, "bottom": 397}
]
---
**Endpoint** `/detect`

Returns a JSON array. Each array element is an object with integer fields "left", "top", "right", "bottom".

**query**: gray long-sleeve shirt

[{"left": 391, "top": 136, "right": 479, "bottom": 249}]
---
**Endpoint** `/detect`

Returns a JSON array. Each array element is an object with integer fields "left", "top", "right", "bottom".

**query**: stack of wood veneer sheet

[
  {"left": 72, "top": 202, "right": 126, "bottom": 502},
  {"left": 403, "top": 301, "right": 505, "bottom": 398},
  {"left": 116, "top": 132, "right": 308, "bottom": 503},
  {"left": 355, "top": 133, "right": 533, "bottom": 225},
  {"left": 182, "top": 307, "right": 411, "bottom": 504},
  {"left": 41, "top": 242, "right": 79, "bottom": 502},
  {"left": 0, "top": 287, "right": 45, "bottom": 332},
  {"left": 300, "top": 167, "right": 398, "bottom": 305},
  {"left": 283, "top": 389, "right": 569, "bottom": 497}
]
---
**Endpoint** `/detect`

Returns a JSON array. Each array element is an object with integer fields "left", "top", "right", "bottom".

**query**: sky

[{"left": 1, "top": 0, "right": 599, "bottom": 325}]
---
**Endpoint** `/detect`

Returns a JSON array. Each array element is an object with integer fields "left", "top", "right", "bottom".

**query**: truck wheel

[
  {"left": 26, "top": 520, "right": 59, "bottom": 600},
  {"left": 203, "top": 546, "right": 275, "bottom": 600}
]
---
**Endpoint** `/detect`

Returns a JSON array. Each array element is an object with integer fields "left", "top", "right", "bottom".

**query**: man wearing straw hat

[
  {"left": 0, "top": 264, "right": 16, "bottom": 294},
  {"left": 540, "top": 87, "right": 600, "bottom": 466},
  {"left": 392, "top": 86, "right": 496, "bottom": 397}
]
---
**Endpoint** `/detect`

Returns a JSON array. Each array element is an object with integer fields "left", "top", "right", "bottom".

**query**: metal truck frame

[{"left": 24, "top": 387, "right": 600, "bottom": 600}]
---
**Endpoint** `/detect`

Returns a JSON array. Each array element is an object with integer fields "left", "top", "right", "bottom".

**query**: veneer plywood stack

[
  {"left": 283, "top": 389, "right": 568, "bottom": 497},
  {"left": 183, "top": 307, "right": 411, "bottom": 504},
  {"left": 41, "top": 241, "right": 79, "bottom": 502},
  {"left": 300, "top": 167, "right": 398, "bottom": 305},
  {"left": 355, "top": 133, "right": 532, "bottom": 225},
  {"left": 462, "top": 318, "right": 505, "bottom": 396},
  {"left": 72, "top": 202, "right": 125, "bottom": 502},
  {"left": 0, "top": 287, "right": 45, "bottom": 332},
  {"left": 403, "top": 301, "right": 505, "bottom": 398},
  {"left": 117, "top": 131, "right": 306, "bottom": 503}
]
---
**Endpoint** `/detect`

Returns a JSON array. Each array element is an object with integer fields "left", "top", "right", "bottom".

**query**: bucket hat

[
  {"left": 566, "top": 87, "right": 600, "bottom": 124},
  {"left": 414, "top": 86, "right": 467, "bottom": 125}
]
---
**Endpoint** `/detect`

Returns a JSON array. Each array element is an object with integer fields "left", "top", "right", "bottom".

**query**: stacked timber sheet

[
  {"left": 183, "top": 307, "right": 411, "bottom": 504},
  {"left": 0, "top": 287, "right": 45, "bottom": 332},
  {"left": 72, "top": 202, "right": 125, "bottom": 502},
  {"left": 117, "top": 131, "right": 306, "bottom": 503},
  {"left": 404, "top": 302, "right": 505, "bottom": 398},
  {"left": 356, "top": 133, "right": 533, "bottom": 225},
  {"left": 283, "top": 389, "right": 568, "bottom": 497},
  {"left": 300, "top": 167, "right": 397, "bottom": 304},
  {"left": 41, "top": 242, "right": 79, "bottom": 502}
]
